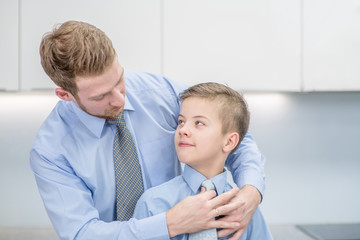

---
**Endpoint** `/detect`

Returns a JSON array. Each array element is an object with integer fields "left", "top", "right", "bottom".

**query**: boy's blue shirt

[{"left": 133, "top": 165, "right": 273, "bottom": 240}]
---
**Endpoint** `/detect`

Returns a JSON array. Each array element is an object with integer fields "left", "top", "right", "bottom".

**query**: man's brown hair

[
  {"left": 39, "top": 21, "right": 116, "bottom": 97},
  {"left": 179, "top": 82, "right": 250, "bottom": 149}
]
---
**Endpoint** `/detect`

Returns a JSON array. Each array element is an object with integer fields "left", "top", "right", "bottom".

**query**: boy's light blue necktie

[
  {"left": 189, "top": 179, "right": 218, "bottom": 240},
  {"left": 108, "top": 112, "right": 144, "bottom": 221}
]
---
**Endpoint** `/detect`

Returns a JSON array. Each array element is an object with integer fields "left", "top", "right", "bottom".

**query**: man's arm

[
  {"left": 217, "top": 185, "right": 262, "bottom": 239},
  {"left": 220, "top": 132, "right": 266, "bottom": 238},
  {"left": 226, "top": 132, "right": 266, "bottom": 196},
  {"left": 30, "top": 149, "right": 169, "bottom": 240}
]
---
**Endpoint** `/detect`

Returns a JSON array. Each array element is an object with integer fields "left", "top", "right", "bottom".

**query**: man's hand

[
  {"left": 217, "top": 185, "right": 261, "bottom": 240},
  {"left": 166, "top": 187, "right": 243, "bottom": 238}
]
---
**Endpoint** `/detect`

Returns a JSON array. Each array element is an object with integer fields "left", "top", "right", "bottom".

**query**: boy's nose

[{"left": 178, "top": 125, "right": 190, "bottom": 137}]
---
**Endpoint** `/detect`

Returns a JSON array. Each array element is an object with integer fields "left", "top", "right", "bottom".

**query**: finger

[
  {"left": 207, "top": 219, "right": 241, "bottom": 230},
  {"left": 215, "top": 200, "right": 245, "bottom": 216},
  {"left": 217, "top": 227, "right": 246, "bottom": 239},
  {"left": 212, "top": 208, "right": 220, "bottom": 219},
  {"left": 208, "top": 187, "right": 239, "bottom": 208},
  {"left": 217, "top": 228, "right": 236, "bottom": 238},
  {"left": 214, "top": 212, "right": 238, "bottom": 222},
  {"left": 226, "top": 228, "right": 246, "bottom": 240},
  {"left": 196, "top": 189, "right": 217, "bottom": 200}
]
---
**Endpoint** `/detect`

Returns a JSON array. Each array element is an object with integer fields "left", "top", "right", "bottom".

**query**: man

[{"left": 30, "top": 20, "right": 266, "bottom": 240}]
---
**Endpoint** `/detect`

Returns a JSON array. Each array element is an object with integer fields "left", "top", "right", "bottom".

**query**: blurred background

[{"left": 1, "top": 0, "right": 359, "bottom": 239}]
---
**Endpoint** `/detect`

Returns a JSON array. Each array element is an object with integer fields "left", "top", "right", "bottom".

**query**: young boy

[{"left": 133, "top": 82, "right": 272, "bottom": 239}]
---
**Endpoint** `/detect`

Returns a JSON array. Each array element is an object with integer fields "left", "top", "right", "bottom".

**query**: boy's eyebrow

[
  {"left": 88, "top": 68, "right": 124, "bottom": 100},
  {"left": 178, "top": 113, "right": 208, "bottom": 120},
  {"left": 193, "top": 115, "right": 209, "bottom": 120}
]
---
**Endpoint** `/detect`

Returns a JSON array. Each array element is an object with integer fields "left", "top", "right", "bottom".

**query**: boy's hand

[
  {"left": 166, "top": 187, "right": 243, "bottom": 238},
  {"left": 217, "top": 185, "right": 261, "bottom": 239}
]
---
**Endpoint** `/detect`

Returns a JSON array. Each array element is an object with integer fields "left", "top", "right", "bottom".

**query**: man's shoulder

[
  {"left": 40, "top": 100, "right": 78, "bottom": 131},
  {"left": 32, "top": 101, "right": 79, "bottom": 152},
  {"left": 125, "top": 71, "right": 170, "bottom": 90},
  {"left": 125, "top": 71, "right": 187, "bottom": 95}
]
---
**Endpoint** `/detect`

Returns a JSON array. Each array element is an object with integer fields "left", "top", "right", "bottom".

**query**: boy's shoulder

[
  {"left": 142, "top": 175, "right": 185, "bottom": 196},
  {"left": 137, "top": 175, "right": 192, "bottom": 208},
  {"left": 134, "top": 175, "right": 188, "bottom": 218}
]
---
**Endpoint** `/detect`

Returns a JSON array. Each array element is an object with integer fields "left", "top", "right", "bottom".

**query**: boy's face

[
  {"left": 73, "top": 59, "right": 126, "bottom": 119},
  {"left": 175, "top": 97, "right": 228, "bottom": 171}
]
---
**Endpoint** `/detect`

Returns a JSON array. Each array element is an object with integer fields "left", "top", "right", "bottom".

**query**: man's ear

[
  {"left": 223, "top": 132, "right": 240, "bottom": 153},
  {"left": 55, "top": 88, "right": 74, "bottom": 101}
]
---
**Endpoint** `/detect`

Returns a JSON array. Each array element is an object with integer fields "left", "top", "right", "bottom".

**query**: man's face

[
  {"left": 175, "top": 97, "right": 227, "bottom": 173},
  {"left": 74, "top": 59, "right": 126, "bottom": 119}
]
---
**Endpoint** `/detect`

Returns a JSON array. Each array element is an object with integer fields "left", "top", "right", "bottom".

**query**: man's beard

[
  {"left": 76, "top": 99, "right": 124, "bottom": 120},
  {"left": 102, "top": 106, "right": 124, "bottom": 119}
]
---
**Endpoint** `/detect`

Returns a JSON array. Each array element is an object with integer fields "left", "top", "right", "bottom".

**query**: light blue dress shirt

[
  {"left": 30, "top": 71, "right": 266, "bottom": 240},
  {"left": 133, "top": 165, "right": 273, "bottom": 240}
]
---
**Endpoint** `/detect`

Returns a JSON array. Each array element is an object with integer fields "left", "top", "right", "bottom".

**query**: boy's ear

[
  {"left": 223, "top": 132, "right": 240, "bottom": 153},
  {"left": 55, "top": 88, "right": 74, "bottom": 101}
]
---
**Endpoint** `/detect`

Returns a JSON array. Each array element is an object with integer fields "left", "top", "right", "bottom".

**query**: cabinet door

[
  {"left": 21, "top": 0, "right": 161, "bottom": 90},
  {"left": 303, "top": 0, "right": 360, "bottom": 91},
  {"left": 0, "top": 0, "right": 18, "bottom": 91},
  {"left": 163, "top": 0, "right": 301, "bottom": 91}
]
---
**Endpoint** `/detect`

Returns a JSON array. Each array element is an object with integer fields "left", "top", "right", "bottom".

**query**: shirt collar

[
  {"left": 70, "top": 94, "right": 135, "bottom": 138},
  {"left": 182, "top": 164, "right": 228, "bottom": 195}
]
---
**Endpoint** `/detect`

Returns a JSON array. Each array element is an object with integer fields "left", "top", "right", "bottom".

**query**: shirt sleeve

[
  {"left": 30, "top": 149, "right": 169, "bottom": 240},
  {"left": 225, "top": 132, "right": 266, "bottom": 198},
  {"left": 133, "top": 188, "right": 172, "bottom": 240}
]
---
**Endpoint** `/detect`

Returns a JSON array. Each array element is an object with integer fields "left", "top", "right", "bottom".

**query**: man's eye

[{"left": 93, "top": 95, "right": 105, "bottom": 101}]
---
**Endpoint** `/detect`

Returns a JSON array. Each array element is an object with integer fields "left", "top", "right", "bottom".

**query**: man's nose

[{"left": 110, "top": 90, "right": 125, "bottom": 107}]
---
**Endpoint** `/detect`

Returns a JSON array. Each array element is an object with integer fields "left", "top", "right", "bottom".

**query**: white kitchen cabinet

[
  {"left": 20, "top": 0, "right": 162, "bottom": 90},
  {"left": 303, "top": 0, "right": 360, "bottom": 91},
  {"left": 163, "top": 0, "right": 301, "bottom": 91},
  {"left": 0, "top": 0, "right": 19, "bottom": 91}
]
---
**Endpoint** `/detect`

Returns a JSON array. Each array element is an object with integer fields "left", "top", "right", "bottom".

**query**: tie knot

[
  {"left": 107, "top": 112, "right": 126, "bottom": 127},
  {"left": 201, "top": 179, "right": 216, "bottom": 191}
]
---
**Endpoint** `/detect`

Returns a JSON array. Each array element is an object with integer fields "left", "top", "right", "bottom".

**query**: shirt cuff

[
  {"left": 136, "top": 212, "right": 169, "bottom": 240},
  {"left": 236, "top": 169, "right": 265, "bottom": 202}
]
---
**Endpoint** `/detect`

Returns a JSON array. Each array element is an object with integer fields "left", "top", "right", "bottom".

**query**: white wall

[
  {"left": 1, "top": 91, "right": 359, "bottom": 226},
  {"left": 0, "top": 93, "right": 58, "bottom": 226},
  {"left": 248, "top": 92, "right": 360, "bottom": 224}
]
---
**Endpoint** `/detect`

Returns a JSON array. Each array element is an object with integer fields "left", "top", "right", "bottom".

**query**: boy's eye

[
  {"left": 195, "top": 121, "right": 204, "bottom": 126},
  {"left": 178, "top": 119, "right": 184, "bottom": 125}
]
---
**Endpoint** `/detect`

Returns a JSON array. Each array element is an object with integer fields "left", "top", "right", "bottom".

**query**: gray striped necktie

[
  {"left": 189, "top": 179, "right": 218, "bottom": 240},
  {"left": 107, "top": 112, "right": 144, "bottom": 221}
]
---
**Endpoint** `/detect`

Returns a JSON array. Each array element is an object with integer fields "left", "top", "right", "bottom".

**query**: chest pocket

[{"left": 138, "top": 134, "right": 180, "bottom": 188}]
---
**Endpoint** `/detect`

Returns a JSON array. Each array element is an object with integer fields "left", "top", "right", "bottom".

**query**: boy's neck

[{"left": 189, "top": 160, "right": 226, "bottom": 179}]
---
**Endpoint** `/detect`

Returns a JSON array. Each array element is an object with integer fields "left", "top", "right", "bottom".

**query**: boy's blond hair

[
  {"left": 180, "top": 82, "right": 250, "bottom": 149},
  {"left": 39, "top": 21, "right": 116, "bottom": 97}
]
